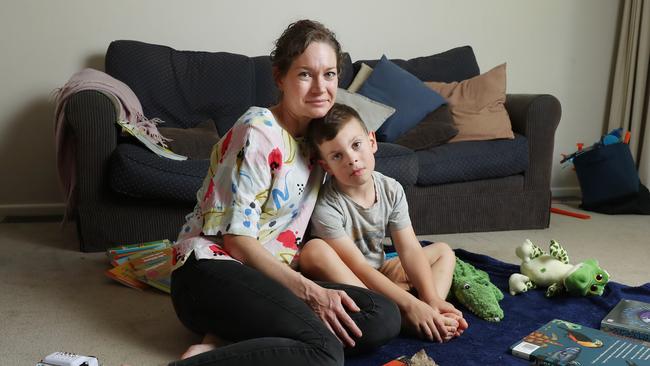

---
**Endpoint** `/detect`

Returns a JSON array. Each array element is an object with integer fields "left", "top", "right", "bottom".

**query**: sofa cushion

[
  {"left": 335, "top": 88, "right": 395, "bottom": 132},
  {"left": 158, "top": 119, "right": 219, "bottom": 160},
  {"left": 106, "top": 40, "right": 255, "bottom": 134},
  {"left": 110, "top": 143, "right": 207, "bottom": 203},
  {"left": 394, "top": 105, "right": 458, "bottom": 150},
  {"left": 416, "top": 134, "right": 529, "bottom": 185},
  {"left": 353, "top": 46, "right": 480, "bottom": 83},
  {"left": 348, "top": 63, "right": 373, "bottom": 93},
  {"left": 108, "top": 141, "right": 416, "bottom": 203},
  {"left": 338, "top": 53, "right": 355, "bottom": 89},
  {"left": 106, "top": 40, "right": 354, "bottom": 136},
  {"left": 358, "top": 55, "right": 446, "bottom": 142},
  {"left": 374, "top": 143, "right": 419, "bottom": 186},
  {"left": 251, "top": 55, "right": 281, "bottom": 109},
  {"left": 426, "top": 63, "right": 514, "bottom": 142}
]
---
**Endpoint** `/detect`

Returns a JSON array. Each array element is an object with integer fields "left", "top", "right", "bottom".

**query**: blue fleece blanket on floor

[{"left": 346, "top": 248, "right": 650, "bottom": 366}]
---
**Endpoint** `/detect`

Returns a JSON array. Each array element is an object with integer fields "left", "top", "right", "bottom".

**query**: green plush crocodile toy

[{"left": 450, "top": 258, "right": 504, "bottom": 322}]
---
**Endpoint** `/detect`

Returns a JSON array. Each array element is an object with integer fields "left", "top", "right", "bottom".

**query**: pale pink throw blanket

[{"left": 53, "top": 68, "right": 167, "bottom": 218}]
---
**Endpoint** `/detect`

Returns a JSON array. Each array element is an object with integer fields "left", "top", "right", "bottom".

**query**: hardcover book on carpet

[
  {"left": 510, "top": 319, "right": 650, "bottom": 365},
  {"left": 601, "top": 299, "right": 650, "bottom": 343}
]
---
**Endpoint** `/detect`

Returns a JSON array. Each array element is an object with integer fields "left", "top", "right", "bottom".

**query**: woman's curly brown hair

[{"left": 270, "top": 19, "right": 343, "bottom": 79}]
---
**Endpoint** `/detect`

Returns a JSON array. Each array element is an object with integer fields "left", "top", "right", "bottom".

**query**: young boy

[{"left": 300, "top": 103, "right": 469, "bottom": 343}]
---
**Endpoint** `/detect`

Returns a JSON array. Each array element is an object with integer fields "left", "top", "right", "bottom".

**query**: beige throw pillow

[
  {"left": 347, "top": 63, "right": 374, "bottom": 93},
  {"left": 425, "top": 63, "right": 514, "bottom": 142}
]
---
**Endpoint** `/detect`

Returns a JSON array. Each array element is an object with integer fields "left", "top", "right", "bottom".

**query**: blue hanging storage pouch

[{"left": 573, "top": 142, "right": 639, "bottom": 208}]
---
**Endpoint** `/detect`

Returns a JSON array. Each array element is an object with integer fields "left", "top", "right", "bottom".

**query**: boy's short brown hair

[{"left": 306, "top": 103, "right": 368, "bottom": 158}]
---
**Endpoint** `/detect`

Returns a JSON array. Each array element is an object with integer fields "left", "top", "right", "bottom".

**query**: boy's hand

[
  {"left": 430, "top": 299, "right": 469, "bottom": 335},
  {"left": 403, "top": 299, "right": 458, "bottom": 343},
  {"left": 305, "top": 285, "right": 363, "bottom": 348}
]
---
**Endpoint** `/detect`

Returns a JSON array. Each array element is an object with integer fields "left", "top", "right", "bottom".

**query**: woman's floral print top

[{"left": 172, "top": 107, "right": 323, "bottom": 269}]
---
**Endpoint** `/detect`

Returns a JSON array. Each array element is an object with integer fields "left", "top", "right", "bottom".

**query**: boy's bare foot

[{"left": 442, "top": 312, "right": 468, "bottom": 336}]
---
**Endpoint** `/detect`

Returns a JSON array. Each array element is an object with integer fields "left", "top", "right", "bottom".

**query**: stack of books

[
  {"left": 510, "top": 299, "right": 650, "bottom": 365},
  {"left": 105, "top": 239, "right": 173, "bottom": 293}
]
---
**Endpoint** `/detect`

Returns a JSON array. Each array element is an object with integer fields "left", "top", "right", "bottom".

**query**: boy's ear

[
  {"left": 318, "top": 159, "right": 333, "bottom": 174},
  {"left": 369, "top": 131, "right": 378, "bottom": 153}
]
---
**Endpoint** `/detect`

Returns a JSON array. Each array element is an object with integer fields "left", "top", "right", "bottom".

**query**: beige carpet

[{"left": 1, "top": 202, "right": 648, "bottom": 366}]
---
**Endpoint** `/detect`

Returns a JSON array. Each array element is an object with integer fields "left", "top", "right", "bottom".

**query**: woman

[{"left": 168, "top": 20, "right": 401, "bottom": 366}]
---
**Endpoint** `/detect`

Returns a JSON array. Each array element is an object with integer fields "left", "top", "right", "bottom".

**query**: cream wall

[{"left": 0, "top": 0, "right": 620, "bottom": 215}]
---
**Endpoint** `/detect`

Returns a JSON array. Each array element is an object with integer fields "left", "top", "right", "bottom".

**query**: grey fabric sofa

[{"left": 63, "top": 40, "right": 561, "bottom": 252}]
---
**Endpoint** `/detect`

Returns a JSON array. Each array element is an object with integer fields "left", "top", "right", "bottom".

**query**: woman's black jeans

[{"left": 169, "top": 256, "right": 401, "bottom": 366}]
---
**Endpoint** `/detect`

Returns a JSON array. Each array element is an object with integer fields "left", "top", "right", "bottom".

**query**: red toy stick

[
  {"left": 624, "top": 131, "right": 631, "bottom": 144},
  {"left": 550, "top": 207, "right": 591, "bottom": 219}
]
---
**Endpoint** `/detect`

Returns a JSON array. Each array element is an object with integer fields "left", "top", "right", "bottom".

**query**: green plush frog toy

[{"left": 508, "top": 239, "right": 610, "bottom": 298}]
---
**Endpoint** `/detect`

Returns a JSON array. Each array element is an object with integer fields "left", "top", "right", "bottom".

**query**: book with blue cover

[
  {"left": 510, "top": 319, "right": 650, "bottom": 365},
  {"left": 601, "top": 299, "right": 650, "bottom": 344}
]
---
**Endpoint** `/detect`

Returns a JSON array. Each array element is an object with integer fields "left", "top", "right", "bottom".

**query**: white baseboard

[
  {"left": 0, "top": 203, "right": 65, "bottom": 217},
  {"left": 551, "top": 186, "right": 581, "bottom": 199}
]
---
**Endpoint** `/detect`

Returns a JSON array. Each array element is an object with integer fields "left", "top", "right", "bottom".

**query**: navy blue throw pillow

[{"left": 358, "top": 55, "right": 446, "bottom": 142}]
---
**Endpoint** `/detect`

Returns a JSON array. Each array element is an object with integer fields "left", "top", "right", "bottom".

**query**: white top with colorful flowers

[{"left": 171, "top": 107, "right": 323, "bottom": 270}]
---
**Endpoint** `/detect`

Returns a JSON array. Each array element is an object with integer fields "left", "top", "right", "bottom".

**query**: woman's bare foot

[
  {"left": 181, "top": 343, "right": 217, "bottom": 359},
  {"left": 180, "top": 333, "right": 229, "bottom": 360}
]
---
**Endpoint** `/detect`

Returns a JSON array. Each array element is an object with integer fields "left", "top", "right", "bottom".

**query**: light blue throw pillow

[
  {"left": 358, "top": 55, "right": 446, "bottom": 142},
  {"left": 335, "top": 88, "right": 395, "bottom": 132}
]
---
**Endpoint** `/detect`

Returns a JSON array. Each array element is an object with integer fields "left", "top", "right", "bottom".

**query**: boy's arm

[
  {"left": 324, "top": 235, "right": 415, "bottom": 309},
  {"left": 391, "top": 225, "right": 459, "bottom": 315}
]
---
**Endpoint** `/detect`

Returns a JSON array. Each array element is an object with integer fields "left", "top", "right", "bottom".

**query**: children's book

[
  {"left": 105, "top": 262, "right": 147, "bottom": 291},
  {"left": 117, "top": 119, "right": 187, "bottom": 161},
  {"left": 381, "top": 349, "right": 438, "bottom": 366},
  {"left": 601, "top": 299, "right": 650, "bottom": 343},
  {"left": 382, "top": 356, "right": 408, "bottom": 366},
  {"left": 510, "top": 319, "right": 650, "bottom": 365},
  {"left": 129, "top": 247, "right": 173, "bottom": 293},
  {"left": 106, "top": 239, "right": 172, "bottom": 257},
  {"left": 105, "top": 239, "right": 173, "bottom": 293}
]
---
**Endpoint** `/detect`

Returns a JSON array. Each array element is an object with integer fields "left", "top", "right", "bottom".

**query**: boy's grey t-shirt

[{"left": 310, "top": 171, "right": 411, "bottom": 269}]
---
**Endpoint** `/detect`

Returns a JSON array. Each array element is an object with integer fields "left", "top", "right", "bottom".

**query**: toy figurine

[{"left": 509, "top": 239, "right": 610, "bottom": 297}]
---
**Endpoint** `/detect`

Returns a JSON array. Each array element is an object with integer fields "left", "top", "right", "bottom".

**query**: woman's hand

[
  {"left": 223, "top": 235, "right": 362, "bottom": 345},
  {"left": 305, "top": 284, "right": 363, "bottom": 347},
  {"left": 403, "top": 299, "right": 458, "bottom": 343}
]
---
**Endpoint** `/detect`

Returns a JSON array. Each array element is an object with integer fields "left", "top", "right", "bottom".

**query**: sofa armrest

[
  {"left": 64, "top": 90, "right": 119, "bottom": 207},
  {"left": 505, "top": 94, "right": 561, "bottom": 190}
]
